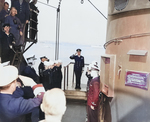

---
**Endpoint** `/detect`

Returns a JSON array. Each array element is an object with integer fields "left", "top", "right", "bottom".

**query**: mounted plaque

[{"left": 125, "top": 70, "right": 149, "bottom": 90}]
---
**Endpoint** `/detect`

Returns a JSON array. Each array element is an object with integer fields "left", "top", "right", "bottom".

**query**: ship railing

[{"left": 63, "top": 62, "right": 89, "bottom": 91}]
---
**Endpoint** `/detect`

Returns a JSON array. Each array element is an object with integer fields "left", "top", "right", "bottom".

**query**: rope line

[
  {"left": 37, "top": 0, "right": 57, "bottom": 9},
  {"left": 88, "top": 0, "right": 107, "bottom": 20}
]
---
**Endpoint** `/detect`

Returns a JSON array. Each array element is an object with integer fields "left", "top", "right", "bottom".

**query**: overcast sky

[{"left": 36, "top": 0, "right": 108, "bottom": 46}]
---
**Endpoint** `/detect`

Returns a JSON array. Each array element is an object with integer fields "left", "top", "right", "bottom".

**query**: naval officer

[{"left": 70, "top": 49, "right": 84, "bottom": 89}]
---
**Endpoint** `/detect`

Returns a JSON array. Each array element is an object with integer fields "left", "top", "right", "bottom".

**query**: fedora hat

[{"left": 0, "top": 65, "right": 18, "bottom": 86}]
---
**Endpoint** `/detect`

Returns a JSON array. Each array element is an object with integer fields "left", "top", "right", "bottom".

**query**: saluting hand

[
  {"left": 20, "top": 31, "right": 23, "bottom": 36},
  {"left": 26, "top": 20, "right": 29, "bottom": 24}
]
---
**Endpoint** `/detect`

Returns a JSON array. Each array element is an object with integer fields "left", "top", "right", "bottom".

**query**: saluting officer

[{"left": 70, "top": 49, "right": 84, "bottom": 89}]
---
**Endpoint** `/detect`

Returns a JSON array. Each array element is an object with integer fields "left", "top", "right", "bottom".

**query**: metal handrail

[{"left": 63, "top": 62, "right": 89, "bottom": 91}]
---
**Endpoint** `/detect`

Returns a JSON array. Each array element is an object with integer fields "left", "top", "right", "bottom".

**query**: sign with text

[{"left": 125, "top": 70, "right": 149, "bottom": 90}]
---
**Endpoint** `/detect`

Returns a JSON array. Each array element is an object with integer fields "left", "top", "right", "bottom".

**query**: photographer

[
  {"left": 0, "top": 65, "right": 45, "bottom": 122},
  {"left": 87, "top": 61, "right": 100, "bottom": 122}
]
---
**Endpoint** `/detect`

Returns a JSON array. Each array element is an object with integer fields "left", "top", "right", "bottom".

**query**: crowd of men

[
  {"left": 0, "top": 0, "right": 39, "bottom": 63},
  {"left": 0, "top": 1, "right": 65, "bottom": 122},
  {"left": 0, "top": 1, "right": 102, "bottom": 122},
  {"left": 0, "top": 65, "right": 66, "bottom": 122},
  {"left": 22, "top": 54, "right": 63, "bottom": 90}
]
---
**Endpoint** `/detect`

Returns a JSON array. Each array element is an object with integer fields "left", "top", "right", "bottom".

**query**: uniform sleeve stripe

[
  {"left": 32, "top": 84, "right": 43, "bottom": 91},
  {"left": 32, "top": 84, "right": 45, "bottom": 96}
]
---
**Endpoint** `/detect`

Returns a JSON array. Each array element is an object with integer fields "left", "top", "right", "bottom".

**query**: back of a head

[
  {"left": 0, "top": 65, "right": 18, "bottom": 87},
  {"left": 41, "top": 88, "right": 66, "bottom": 116}
]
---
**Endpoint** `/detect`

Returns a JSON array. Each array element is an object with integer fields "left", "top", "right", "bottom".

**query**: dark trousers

[
  {"left": 87, "top": 106, "right": 99, "bottom": 122},
  {"left": 75, "top": 70, "right": 82, "bottom": 88}
]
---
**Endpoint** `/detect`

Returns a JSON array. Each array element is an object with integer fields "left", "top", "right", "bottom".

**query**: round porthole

[{"left": 115, "top": 0, "right": 129, "bottom": 11}]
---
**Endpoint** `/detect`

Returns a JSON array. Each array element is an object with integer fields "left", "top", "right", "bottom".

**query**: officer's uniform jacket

[
  {"left": 0, "top": 84, "right": 45, "bottom": 122},
  {"left": 5, "top": 15, "right": 23, "bottom": 46},
  {"left": 21, "top": 66, "right": 39, "bottom": 83},
  {"left": 0, "top": 9, "right": 9, "bottom": 24},
  {"left": 0, "top": 32, "right": 15, "bottom": 63},
  {"left": 70, "top": 54, "right": 84, "bottom": 71},
  {"left": 38, "top": 62, "right": 45, "bottom": 78},
  {"left": 12, "top": 0, "right": 30, "bottom": 24}
]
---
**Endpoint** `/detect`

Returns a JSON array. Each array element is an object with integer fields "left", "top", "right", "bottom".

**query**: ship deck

[
  {"left": 62, "top": 99, "right": 87, "bottom": 122},
  {"left": 62, "top": 83, "right": 87, "bottom": 122}
]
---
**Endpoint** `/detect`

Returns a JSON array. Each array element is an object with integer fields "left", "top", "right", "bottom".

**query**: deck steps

[{"left": 65, "top": 90, "right": 87, "bottom": 100}]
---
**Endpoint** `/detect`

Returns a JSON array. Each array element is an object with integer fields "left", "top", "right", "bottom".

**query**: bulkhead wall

[
  {"left": 102, "top": 1, "right": 150, "bottom": 122},
  {"left": 104, "top": 37, "right": 150, "bottom": 122}
]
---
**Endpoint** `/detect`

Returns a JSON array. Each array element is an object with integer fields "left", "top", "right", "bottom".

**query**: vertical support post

[
  {"left": 72, "top": 66, "right": 74, "bottom": 87},
  {"left": 67, "top": 65, "right": 69, "bottom": 86},
  {"left": 63, "top": 66, "right": 66, "bottom": 91},
  {"left": 55, "top": 0, "right": 61, "bottom": 60}
]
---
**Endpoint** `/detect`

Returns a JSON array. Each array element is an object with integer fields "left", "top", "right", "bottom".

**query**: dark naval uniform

[
  {"left": 0, "top": 9, "right": 9, "bottom": 24},
  {"left": 0, "top": 84, "right": 44, "bottom": 122},
  {"left": 21, "top": 66, "right": 40, "bottom": 83},
  {"left": 52, "top": 65, "right": 63, "bottom": 88},
  {"left": 43, "top": 68, "right": 53, "bottom": 90},
  {"left": 5, "top": 15, "right": 23, "bottom": 46},
  {"left": 38, "top": 62, "right": 45, "bottom": 83},
  {"left": 70, "top": 53, "right": 84, "bottom": 89},
  {"left": 12, "top": 0, "right": 30, "bottom": 24},
  {"left": 0, "top": 9, "right": 9, "bottom": 34},
  {"left": 0, "top": 32, "right": 15, "bottom": 63}
]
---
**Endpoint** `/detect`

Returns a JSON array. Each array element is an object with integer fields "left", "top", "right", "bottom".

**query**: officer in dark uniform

[
  {"left": 0, "top": 2, "right": 9, "bottom": 34},
  {"left": 0, "top": 23, "right": 15, "bottom": 64},
  {"left": 70, "top": 49, "right": 84, "bottom": 89},
  {"left": 38, "top": 56, "right": 48, "bottom": 83}
]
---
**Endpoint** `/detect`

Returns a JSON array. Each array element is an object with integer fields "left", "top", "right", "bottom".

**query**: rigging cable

[
  {"left": 37, "top": 0, "right": 61, "bottom": 60},
  {"left": 37, "top": 0, "right": 57, "bottom": 9},
  {"left": 88, "top": 0, "right": 107, "bottom": 20}
]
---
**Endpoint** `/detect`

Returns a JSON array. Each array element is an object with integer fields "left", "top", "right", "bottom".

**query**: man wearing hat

[
  {"left": 0, "top": 65, "right": 45, "bottom": 122},
  {"left": 38, "top": 56, "right": 48, "bottom": 83},
  {"left": 70, "top": 48, "right": 84, "bottom": 89},
  {"left": 87, "top": 61, "right": 100, "bottom": 122},
  {"left": 0, "top": 23, "right": 15, "bottom": 64}
]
